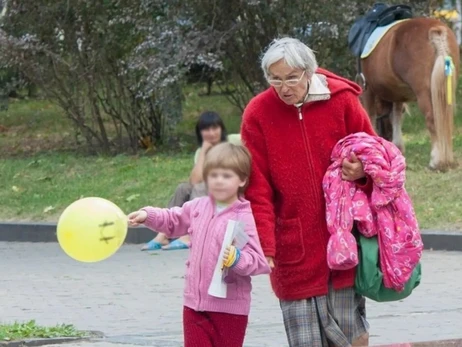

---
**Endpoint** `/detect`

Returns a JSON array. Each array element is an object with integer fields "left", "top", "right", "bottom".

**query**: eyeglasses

[{"left": 267, "top": 71, "right": 306, "bottom": 87}]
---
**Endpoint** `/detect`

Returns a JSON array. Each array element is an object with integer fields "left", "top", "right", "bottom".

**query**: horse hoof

[{"left": 428, "top": 161, "right": 457, "bottom": 172}]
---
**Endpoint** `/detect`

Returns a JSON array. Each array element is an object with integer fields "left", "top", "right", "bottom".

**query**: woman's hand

[
  {"left": 266, "top": 256, "right": 275, "bottom": 269},
  {"left": 342, "top": 153, "right": 365, "bottom": 181},
  {"left": 190, "top": 141, "right": 214, "bottom": 184},
  {"left": 201, "top": 140, "right": 213, "bottom": 153},
  {"left": 127, "top": 210, "right": 148, "bottom": 226}
]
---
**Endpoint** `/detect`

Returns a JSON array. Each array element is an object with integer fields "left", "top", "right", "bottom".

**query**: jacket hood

[{"left": 316, "top": 67, "right": 363, "bottom": 96}]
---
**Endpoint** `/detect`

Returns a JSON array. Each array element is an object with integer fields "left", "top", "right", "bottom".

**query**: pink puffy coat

[{"left": 322, "top": 132, "right": 423, "bottom": 291}]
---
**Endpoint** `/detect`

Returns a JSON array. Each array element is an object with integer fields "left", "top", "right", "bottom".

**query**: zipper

[
  {"left": 196, "top": 204, "right": 236, "bottom": 310},
  {"left": 297, "top": 104, "right": 321, "bottom": 204},
  {"left": 297, "top": 105, "right": 310, "bottom": 164},
  {"left": 297, "top": 103, "right": 331, "bottom": 276},
  {"left": 197, "top": 209, "right": 214, "bottom": 310}
]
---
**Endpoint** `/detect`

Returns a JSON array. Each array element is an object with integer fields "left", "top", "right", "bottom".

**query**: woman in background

[{"left": 142, "top": 111, "right": 241, "bottom": 250}]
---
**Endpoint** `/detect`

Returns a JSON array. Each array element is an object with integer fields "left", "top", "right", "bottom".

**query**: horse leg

[
  {"left": 375, "top": 99, "right": 393, "bottom": 142},
  {"left": 391, "top": 102, "right": 405, "bottom": 153},
  {"left": 360, "top": 87, "right": 396, "bottom": 143},
  {"left": 361, "top": 87, "right": 377, "bottom": 129}
]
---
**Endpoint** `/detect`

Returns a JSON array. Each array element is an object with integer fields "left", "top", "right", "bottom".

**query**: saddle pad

[{"left": 361, "top": 19, "right": 409, "bottom": 58}]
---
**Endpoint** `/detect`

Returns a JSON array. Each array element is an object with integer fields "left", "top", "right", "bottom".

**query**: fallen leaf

[
  {"left": 12, "top": 186, "right": 20, "bottom": 192},
  {"left": 27, "top": 160, "right": 41, "bottom": 167},
  {"left": 43, "top": 206, "right": 55, "bottom": 213},
  {"left": 125, "top": 194, "right": 140, "bottom": 202}
]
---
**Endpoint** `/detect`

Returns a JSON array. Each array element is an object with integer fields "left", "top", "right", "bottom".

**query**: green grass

[
  {"left": 1, "top": 82, "right": 462, "bottom": 230},
  {"left": 400, "top": 103, "right": 462, "bottom": 230},
  {"left": 0, "top": 320, "right": 84, "bottom": 341},
  {"left": 0, "top": 152, "right": 192, "bottom": 221},
  {"left": 0, "top": 98, "right": 74, "bottom": 156}
]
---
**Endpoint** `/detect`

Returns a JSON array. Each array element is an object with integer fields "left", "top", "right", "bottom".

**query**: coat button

[
  {"left": 187, "top": 228, "right": 193, "bottom": 234},
  {"left": 185, "top": 260, "right": 190, "bottom": 266},
  {"left": 193, "top": 211, "right": 199, "bottom": 218}
]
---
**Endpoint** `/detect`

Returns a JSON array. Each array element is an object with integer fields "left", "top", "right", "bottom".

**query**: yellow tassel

[{"left": 445, "top": 56, "right": 454, "bottom": 105}]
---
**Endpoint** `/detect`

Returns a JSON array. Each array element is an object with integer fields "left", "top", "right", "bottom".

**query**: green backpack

[{"left": 355, "top": 234, "right": 422, "bottom": 302}]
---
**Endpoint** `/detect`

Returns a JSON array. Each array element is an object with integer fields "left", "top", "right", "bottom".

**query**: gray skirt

[{"left": 279, "top": 287, "right": 368, "bottom": 347}]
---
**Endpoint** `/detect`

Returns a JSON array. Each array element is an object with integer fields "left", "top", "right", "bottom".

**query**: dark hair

[{"left": 195, "top": 111, "right": 228, "bottom": 145}]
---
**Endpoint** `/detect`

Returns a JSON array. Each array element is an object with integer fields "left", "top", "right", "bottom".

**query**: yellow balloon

[{"left": 57, "top": 197, "right": 128, "bottom": 262}]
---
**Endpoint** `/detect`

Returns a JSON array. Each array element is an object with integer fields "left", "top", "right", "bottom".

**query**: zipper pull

[{"left": 298, "top": 107, "right": 303, "bottom": 120}]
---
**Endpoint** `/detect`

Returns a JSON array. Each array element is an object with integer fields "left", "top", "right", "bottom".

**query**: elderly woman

[{"left": 241, "top": 37, "right": 376, "bottom": 347}]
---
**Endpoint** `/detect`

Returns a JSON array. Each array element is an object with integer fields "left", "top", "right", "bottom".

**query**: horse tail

[{"left": 429, "top": 27, "right": 456, "bottom": 169}]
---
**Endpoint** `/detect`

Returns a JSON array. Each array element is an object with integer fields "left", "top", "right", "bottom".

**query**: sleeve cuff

[
  {"left": 355, "top": 175, "right": 373, "bottom": 195},
  {"left": 232, "top": 252, "right": 247, "bottom": 272},
  {"left": 263, "top": 247, "right": 276, "bottom": 258},
  {"left": 141, "top": 206, "right": 158, "bottom": 228}
]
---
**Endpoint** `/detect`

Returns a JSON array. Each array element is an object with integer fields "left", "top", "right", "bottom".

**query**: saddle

[{"left": 348, "top": 3, "right": 413, "bottom": 58}]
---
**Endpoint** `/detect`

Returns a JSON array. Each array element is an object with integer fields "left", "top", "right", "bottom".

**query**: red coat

[{"left": 241, "top": 68, "right": 376, "bottom": 300}]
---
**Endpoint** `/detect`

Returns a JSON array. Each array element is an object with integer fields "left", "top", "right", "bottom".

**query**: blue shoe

[
  {"left": 141, "top": 239, "right": 163, "bottom": 251},
  {"left": 162, "top": 239, "right": 189, "bottom": 251}
]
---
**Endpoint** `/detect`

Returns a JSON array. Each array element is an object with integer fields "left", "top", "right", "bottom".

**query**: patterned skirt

[{"left": 279, "top": 287, "right": 369, "bottom": 347}]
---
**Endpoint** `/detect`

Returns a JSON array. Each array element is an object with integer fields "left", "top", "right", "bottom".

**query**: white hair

[{"left": 260, "top": 37, "right": 318, "bottom": 79}]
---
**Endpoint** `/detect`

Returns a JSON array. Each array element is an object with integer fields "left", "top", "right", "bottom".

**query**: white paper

[
  {"left": 208, "top": 220, "right": 246, "bottom": 298},
  {"left": 233, "top": 225, "right": 249, "bottom": 249}
]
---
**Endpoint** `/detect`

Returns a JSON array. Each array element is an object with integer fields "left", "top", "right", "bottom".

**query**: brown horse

[{"left": 360, "top": 17, "right": 459, "bottom": 170}]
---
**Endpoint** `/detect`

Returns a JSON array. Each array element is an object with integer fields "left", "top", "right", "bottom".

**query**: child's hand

[
  {"left": 127, "top": 210, "right": 148, "bottom": 226},
  {"left": 223, "top": 245, "right": 232, "bottom": 263},
  {"left": 222, "top": 245, "right": 239, "bottom": 268}
]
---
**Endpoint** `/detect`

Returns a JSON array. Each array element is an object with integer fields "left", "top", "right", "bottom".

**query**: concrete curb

[
  {"left": 0, "top": 337, "right": 84, "bottom": 347},
  {"left": 372, "top": 338, "right": 462, "bottom": 346},
  {"left": 0, "top": 222, "right": 154, "bottom": 244},
  {"left": 0, "top": 331, "right": 104, "bottom": 347},
  {"left": 1, "top": 222, "right": 462, "bottom": 251}
]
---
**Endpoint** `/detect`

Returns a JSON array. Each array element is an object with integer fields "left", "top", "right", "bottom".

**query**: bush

[{"left": 0, "top": 1, "right": 186, "bottom": 153}]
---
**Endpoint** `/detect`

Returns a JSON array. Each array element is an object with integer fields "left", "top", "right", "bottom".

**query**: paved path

[{"left": 1, "top": 242, "right": 461, "bottom": 346}]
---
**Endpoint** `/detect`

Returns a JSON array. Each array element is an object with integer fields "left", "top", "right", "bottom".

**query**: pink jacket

[
  {"left": 323, "top": 132, "right": 423, "bottom": 291},
  {"left": 142, "top": 196, "right": 271, "bottom": 316}
]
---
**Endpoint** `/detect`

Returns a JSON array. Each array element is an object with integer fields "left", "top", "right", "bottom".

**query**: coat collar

[
  {"left": 306, "top": 73, "right": 331, "bottom": 102},
  {"left": 206, "top": 194, "right": 251, "bottom": 213},
  {"left": 296, "top": 73, "right": 331, "bottom": 106}
]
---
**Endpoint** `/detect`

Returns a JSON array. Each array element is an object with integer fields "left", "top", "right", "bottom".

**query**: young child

[{"left": 128, "top": 142, "right": 271, "bottom": 347}]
